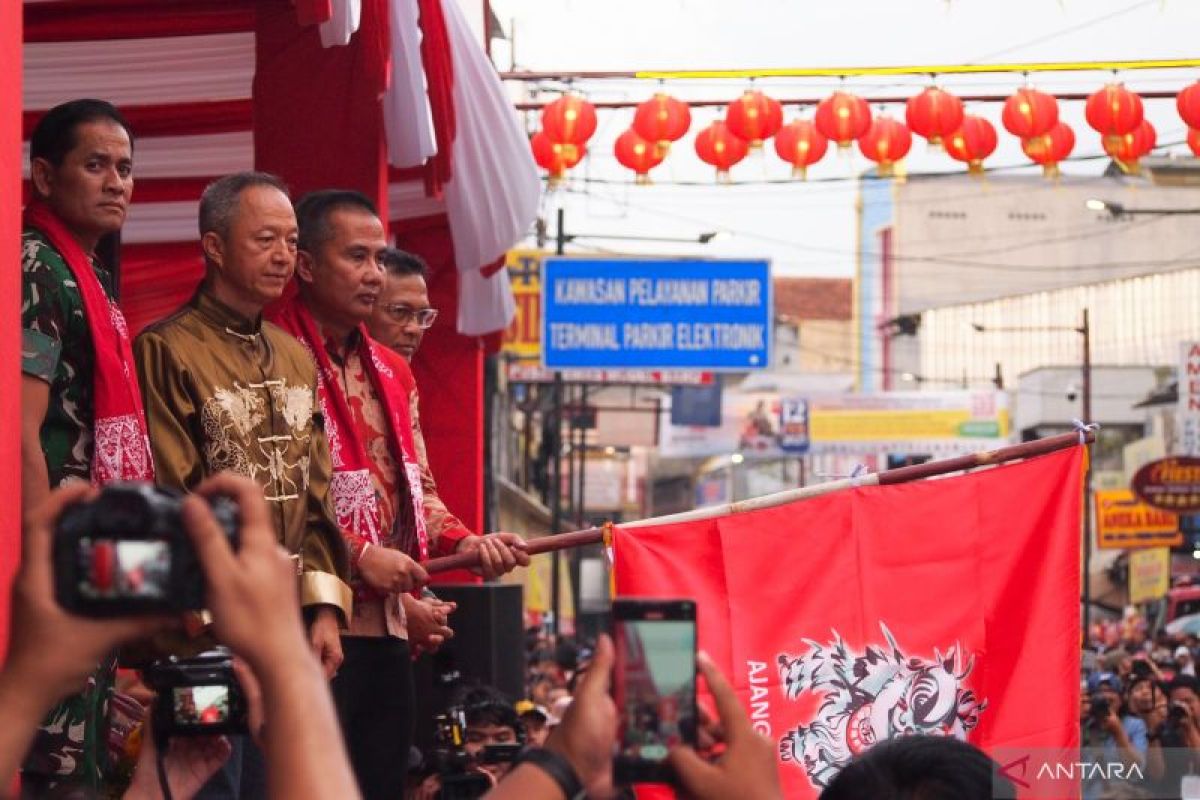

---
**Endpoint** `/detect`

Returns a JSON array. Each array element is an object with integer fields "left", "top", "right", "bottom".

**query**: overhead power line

[
  {"left": 514, "top": 88, "right": 1181, "bottom": 112},
  {"left": 969, "top": 0, "right": 1164, "bottom": 63},
  {"left": 501, "top": 57, "right": 1200, "bottom": 82}
]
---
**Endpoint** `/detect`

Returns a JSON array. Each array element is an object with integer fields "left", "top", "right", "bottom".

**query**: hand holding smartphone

[{"left": 612, "top": 598, "right": 698, "bottom": 785}]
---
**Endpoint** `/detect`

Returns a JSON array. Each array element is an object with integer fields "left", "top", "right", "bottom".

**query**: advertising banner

[{"left": 1129, "top": 547, "right": 1171, "bottom": 604}]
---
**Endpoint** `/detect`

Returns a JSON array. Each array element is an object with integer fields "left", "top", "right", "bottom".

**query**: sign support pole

[
  {"left": 1082, "top": 308, "right": 1093, "bottom": 639},
  {"left": 550, "top": 208, "right": 567, "bottom": 636}
]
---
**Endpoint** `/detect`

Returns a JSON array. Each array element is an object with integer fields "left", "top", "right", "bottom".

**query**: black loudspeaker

[{"left": 412, "top": 583, "right": 525, "bottom": 750}]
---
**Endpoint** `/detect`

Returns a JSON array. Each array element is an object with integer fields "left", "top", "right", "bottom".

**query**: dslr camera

[
  {"left": 145, "top": 648, "right": 248, "bottom": 737},
  {"left": 428, "top": 707, "right": 522, "bottom": 800},
  {"left": 54, "top": 482, "right": 239, "bottom": 617}
]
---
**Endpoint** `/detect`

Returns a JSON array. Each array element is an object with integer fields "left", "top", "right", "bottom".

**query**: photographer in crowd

[
  {"left": 1081, "top": 674, "right": 1148, "bottom": 800},
  {"left": 0, "top": 475, "right": 361, "bottom": 800},
  {"left": 1147, "top": 675, "right": 1200, "bottom": 799}
]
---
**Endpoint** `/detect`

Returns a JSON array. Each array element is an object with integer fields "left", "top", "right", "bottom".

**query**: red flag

[{"left": 614, "top": 447, "right": 1083, "bottom": 799}]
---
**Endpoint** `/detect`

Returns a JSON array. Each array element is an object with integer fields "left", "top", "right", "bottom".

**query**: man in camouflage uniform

[{"left": 20, "top": 99, "right": 139, "bottom": 795}]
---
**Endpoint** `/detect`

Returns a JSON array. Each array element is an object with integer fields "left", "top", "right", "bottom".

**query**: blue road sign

[{"left": 541, "top": 257, "right": 771, "bottom": 370}]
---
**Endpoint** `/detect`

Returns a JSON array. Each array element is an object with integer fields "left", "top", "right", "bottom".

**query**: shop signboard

[
  {"left": 1180, "top": 342, "right": 1200, "bottom": 455},
  {"left": 1095, "top": 489, "right": 1180, "bottom": 549},
  {"left": 1129, "top": 547, "right": 1171, "bottom": 604},
  {"left": 1132, "top": 457, "right": 1200, "bottom": 513},
  {"left": 779, "top": 398, "right": 810, "bottom": 454}
]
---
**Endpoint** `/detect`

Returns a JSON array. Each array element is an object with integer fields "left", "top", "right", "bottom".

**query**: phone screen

[{"left": 613, "top": 602, "right": 697, "bottom": 768}]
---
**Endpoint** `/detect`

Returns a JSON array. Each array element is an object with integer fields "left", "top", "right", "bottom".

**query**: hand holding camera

[
  {"left": 53, "top": 482, "right": 239, "bottom": 616},
  {"left": 9, "top": 483, "right": 177, "bottom": 708},
  {"left": 0, "top": 483, "right": 177, "bottom": 785}
]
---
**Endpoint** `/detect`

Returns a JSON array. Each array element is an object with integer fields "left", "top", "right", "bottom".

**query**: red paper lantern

[
  {"left": 1022, "top": 121, "right": 1075, "bottom": 178},
  {"left": 1085, "top": 83, "right": 1143, "bottom": 137},
  {"left": 1001, "top": 87, "right": 1058, "bottom": 139},
  {"left": 773, "top": 119, "right": 828, "bottom": 180},
  {"left": 944, "top": 116, "right": 998, "bottom": 175},
  {"left": 694, "top": 121, "right": 750, "bottom": 182},
  {"left": 857, "top": 114, "right": 912, "bottom": 177},
  {"left": 905, "top": 86, "right": 964, "bottom": 147},
  {"left": 1177, "top": 81, "right": 1200, "bottom": 130},
  {"left": 633, "top": 93, "right": 691, "bottom": 155},
  {"left": 1189, "top": 127, "right": 1200, "bottom": 158},
  {"left": 814, "top": 91, "right": 872, "bottom": 148},
  {"left": 725, "top": 90, "right": 784, "bottom": 148},
  {"left": 1103, "top": 119, "right": 1156, "bottom": 171},
  {"left": 613, "top": 129, "right": 664, "bottom": 184},
  {"left": 541, "top": 93, "right": 597, "bottom": 147},
  {"left": 531, "top": 131, "right": 584, "bottom": 184}
]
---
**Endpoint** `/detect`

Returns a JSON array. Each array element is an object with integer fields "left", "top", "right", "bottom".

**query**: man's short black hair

[
  {"left": 380, "top": 247, "right": 429, "bottom": 280},
  {"left": 30, "top": 99, "right": 133, "bottom": 167},
  {"left": 1169, "top": 674, "right": 1200, "bottom": 697},
  {"left": 294, "top": 189, "right": 378, "bottom": 254},
  {"left": 452, "top": 686, "right": 520, "bottom": 734},
  {"left": 818, "top": 735, "right": 1014, "bottom": 800},
  {"left": 199, "top": 171, "right": 290, "bottom": 241}
]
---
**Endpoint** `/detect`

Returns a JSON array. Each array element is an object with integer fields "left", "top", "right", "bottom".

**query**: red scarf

[
  {"left": 23, "top": 201, "right": 154, "bottom": 484},
  {"left": 270, "top": 296, "right": 428, "bottom": 560}
]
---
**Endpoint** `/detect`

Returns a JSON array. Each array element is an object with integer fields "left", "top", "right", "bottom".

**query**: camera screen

[
  {"left": 614, "top": 618, "right": 696, "bottom": 762},
  {"left": 78, "top": 538, "right": 170, "bottom": 600},
  {"left": 173, "top": 685, "right": 230, "bottom": 726}
]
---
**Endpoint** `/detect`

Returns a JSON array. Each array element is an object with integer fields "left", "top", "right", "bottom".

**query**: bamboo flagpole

[{"left": 423, "top": 430, "right": 1094, "bottom": 574}]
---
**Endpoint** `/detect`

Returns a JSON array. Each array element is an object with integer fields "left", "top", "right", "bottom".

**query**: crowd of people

[
  {"left": 1081, "top": 611, "right": 1200, "bottom": 799},
  {"left": 4, "top": 96, "right": 1035, "bottom": 800}
]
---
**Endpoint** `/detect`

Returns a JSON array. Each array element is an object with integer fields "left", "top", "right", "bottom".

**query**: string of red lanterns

[{"left": 528, "top": 82, "right": 1192, "bottom": 184}]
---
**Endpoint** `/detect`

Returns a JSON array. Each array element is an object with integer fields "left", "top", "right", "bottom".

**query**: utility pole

[
  {"left": 1081, "top": 308, "right": 1094, "bottom": 641},
  {"left": 550, "top": 208, "right": 566, "bottom": 637}
]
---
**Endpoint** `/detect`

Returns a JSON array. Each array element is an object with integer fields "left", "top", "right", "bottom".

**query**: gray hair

[{"left": 199, "top": 171, "right": 290, "bottom": 241}]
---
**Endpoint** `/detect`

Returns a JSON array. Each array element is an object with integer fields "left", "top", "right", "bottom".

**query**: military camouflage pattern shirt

[{"left": 20, "top": 225, "right": 117, "bottom": 789}]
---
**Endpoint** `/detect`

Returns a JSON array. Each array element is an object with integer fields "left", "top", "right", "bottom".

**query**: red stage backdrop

[
  {"left": 614, "top": 447, "right": 1084, "bottom": 799},
  {"left": 1, "top": 0, "right": 22, "bottom": 659}
]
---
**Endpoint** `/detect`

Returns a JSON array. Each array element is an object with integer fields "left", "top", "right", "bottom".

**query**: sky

[{"left": 487, "top": 0, "right": 1200, "bottom": 277}]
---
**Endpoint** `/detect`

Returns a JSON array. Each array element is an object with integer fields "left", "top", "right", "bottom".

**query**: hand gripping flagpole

[{"left": 422, "top": 429, "right": 1096, "bottom": 575}]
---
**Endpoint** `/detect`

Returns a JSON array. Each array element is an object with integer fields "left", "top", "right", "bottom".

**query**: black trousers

[{"left": 331, "top": 636, "right": 415, "bottom": 800}]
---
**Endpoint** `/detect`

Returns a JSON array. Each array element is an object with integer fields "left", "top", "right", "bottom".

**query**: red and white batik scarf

[
  {"left": 271, "top": 296, "right": 429, "bottom": 560},
  {"left": 24, "top": 200, "right": 154, "bottom": 484}
]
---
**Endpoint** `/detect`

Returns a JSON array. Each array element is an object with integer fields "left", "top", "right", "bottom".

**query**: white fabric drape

[
  {"left": 439, "top": 0, "right": 539, "bottom": 335},
  {"left": 457, "top": 264, "right": 517, "bottom": 337},
  {"left": 383, "top": 0, "right": 437, "bottom": 168},
  {"left": 319, "top": 0, "right": 363, "bottom": 47},
  {"left": 24, "top": 33, "right": 254, "bottom": 108}
]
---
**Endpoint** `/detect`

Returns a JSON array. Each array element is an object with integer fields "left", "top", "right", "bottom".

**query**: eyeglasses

[{"left": 380, "top": 305, "right": 438, "bottom": 328}]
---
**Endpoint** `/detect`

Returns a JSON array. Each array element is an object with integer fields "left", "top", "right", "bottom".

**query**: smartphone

[{"left": 612, "top": 598, "right": 698, "bottom": 785}]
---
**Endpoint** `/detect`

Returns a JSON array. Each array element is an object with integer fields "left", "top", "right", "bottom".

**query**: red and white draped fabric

[
  {"left": 23, "top": 1, "right": 254, "bottom": 333},
  {"left": 23, "top": 0, "right": 532, "bottom": 337},
  {"left": 369, "top": 0, "right": 538, "bottom": 335},
  {"left": 384, "top": 0, "right": 437, "bottom": 169},
  {"left": 439, "top": 0, "right": 537, "bottom": 335}
]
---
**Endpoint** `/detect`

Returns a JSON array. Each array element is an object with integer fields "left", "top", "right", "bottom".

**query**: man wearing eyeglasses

[
  {"left": 369, "top": 247, "right": 439, "bottom": 362},
  {"left": 368, "top": 247, "right": 534, "bottom": 652}
]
